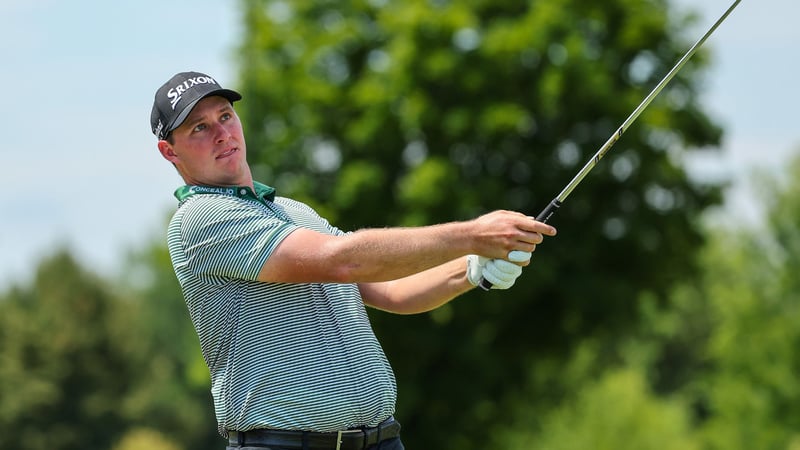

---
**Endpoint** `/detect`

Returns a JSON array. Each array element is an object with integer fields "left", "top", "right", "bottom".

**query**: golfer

[{"left": 151, "top": 71, "right": 556, "bottom": 450}]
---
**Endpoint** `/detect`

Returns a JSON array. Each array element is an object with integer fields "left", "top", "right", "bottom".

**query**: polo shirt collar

[{"left": 174, "top": 181, "right": 277, "bottom": 204}]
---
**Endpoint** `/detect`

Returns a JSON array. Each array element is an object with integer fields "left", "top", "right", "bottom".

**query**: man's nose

[{"left": 213, "top": 123, "right": 232, "bottom": 142}]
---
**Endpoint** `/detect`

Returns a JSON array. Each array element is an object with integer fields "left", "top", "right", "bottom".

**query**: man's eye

[
  {"left": 193, "top": 124, "right": 207, "bottom": 132},
  {"left": 221, "top": 113, "right": 231, "bottom": 121}
]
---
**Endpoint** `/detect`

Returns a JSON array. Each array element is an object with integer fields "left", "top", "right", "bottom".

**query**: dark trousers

[{"left": 225, "top": 436, "right": 405, "bottom": 450}]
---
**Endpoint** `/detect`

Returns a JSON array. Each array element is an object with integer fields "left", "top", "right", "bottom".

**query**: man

[{"left": 151, "top": 71, "right": 556, "bottom": 450}]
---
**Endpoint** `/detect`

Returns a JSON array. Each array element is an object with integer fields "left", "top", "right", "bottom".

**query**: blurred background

[{"left": 2, "top": 0, "right": 799, "bottom": 449}]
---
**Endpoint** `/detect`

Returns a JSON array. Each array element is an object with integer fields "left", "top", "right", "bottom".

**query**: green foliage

[
  {"left": 501, "top": 369, "right": 698, "bottom": 450},
  {"left": 0, "top": 251, "right": 138, "bottom": 449},
  {"left": 116, "top": 243, "right": 220, "bottom": 448},
  {"left": 0, "top": 248, "right": 219, "bottom": 450},
  {"left": 686, "top": 159, "right": 800, "bottom": 450},
  {"left": 112, "top": 428, "right": 183, "bottom": 450},
  {"left": 622, "top": 154, "right": 800, "bottom": 450},
  {"left": 486, "top": 153, "right": 800, "bottom": 450},
  {"left": 236, "top": 0, "right": 722, "bottom": 447}
]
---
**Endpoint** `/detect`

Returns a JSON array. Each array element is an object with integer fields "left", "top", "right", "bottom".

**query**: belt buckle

[{"left": 336, "top": 428, "right": 366, "bottom": 450}]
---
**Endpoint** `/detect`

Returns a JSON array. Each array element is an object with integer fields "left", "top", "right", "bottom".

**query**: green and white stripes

[{"left": 167, "top": 189, "right": 396, "bottom": 436}]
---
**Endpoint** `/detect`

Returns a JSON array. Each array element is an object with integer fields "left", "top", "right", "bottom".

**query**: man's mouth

[{"left": 217, "top": 148, "right": 238, "bottom": 159}]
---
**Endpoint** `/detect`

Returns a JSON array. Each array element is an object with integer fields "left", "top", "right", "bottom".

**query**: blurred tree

[
  {"left": 116, "top": 243, "right": 220, "bottom": 449},
  {"left": 235, "top": 0, "right": 723, "bottom": 448},
  {"left": 688, "top": 156, "right": 800, "bottom": 449},
  {"left": 606, "top": 153, "right": 800, "bottom": 450},
  {"left": 112, "top": 428, "right": 183, "bottom": 450},
  {"left": 0, "top": 245, "right": 220, "bottom": 450},
  {"left": 500, "top": 368, "right": 699, "bottom": 450},
  {"left": 0, "top": 251, "right": 137, "bottom": 449}
]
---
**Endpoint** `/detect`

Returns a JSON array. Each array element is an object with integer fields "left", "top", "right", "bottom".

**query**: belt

[{"left": 228, "top": 416, "right": 401, "bottom": 450}]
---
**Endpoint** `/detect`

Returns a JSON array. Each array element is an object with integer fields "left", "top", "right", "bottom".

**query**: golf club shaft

[{"left": 480, "top": 0, "right": 741, "bottom": 291}]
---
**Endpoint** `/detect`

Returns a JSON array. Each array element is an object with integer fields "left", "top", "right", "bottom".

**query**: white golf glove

[{"left": 467, "top": 250, "right": 532, "bottom": 290}]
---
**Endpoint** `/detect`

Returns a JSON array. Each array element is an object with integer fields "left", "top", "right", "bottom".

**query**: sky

[{"left": 1, "top": 0, "right": 798, "bottom": 289}]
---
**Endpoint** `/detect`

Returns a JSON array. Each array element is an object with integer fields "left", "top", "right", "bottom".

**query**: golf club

[{"left": 480, "top": 0, "right": 742, "bottom": 290}]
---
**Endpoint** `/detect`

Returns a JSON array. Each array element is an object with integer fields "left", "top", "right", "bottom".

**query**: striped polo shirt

[{"left": 167, "top": 182, "right": 397, "bottom": 436}]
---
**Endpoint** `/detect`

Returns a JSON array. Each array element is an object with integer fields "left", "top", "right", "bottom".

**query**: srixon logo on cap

[{"left": 168, "top": 75, "right": 219, "bottom": 110}]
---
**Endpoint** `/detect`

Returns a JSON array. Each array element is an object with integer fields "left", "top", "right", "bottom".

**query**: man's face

[{"left": 158, "top": 95, "right": 250, "bottom": 187}]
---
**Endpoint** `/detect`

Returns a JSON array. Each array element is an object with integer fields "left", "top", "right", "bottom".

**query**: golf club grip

[
  {"left": 535, "top": 198, "right": 562, "bottom": 224},
  {"left": 478, "top": 199, "right": 563, "bottom": 290}
]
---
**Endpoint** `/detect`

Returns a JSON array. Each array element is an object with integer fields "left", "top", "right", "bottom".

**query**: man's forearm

[
  {"left": 325, "top": 223, "right": 474, "bottom": 283},
  {"left": 358, "top": 258, "right": 474, "bottom": 315},
  {"left": 259, "top": 210, "right": 554, "bottom": 284}
]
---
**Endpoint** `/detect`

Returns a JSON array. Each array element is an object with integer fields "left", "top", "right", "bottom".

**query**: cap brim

[{"left": 165, "top": 88, "right": 242, "bottom": 137}]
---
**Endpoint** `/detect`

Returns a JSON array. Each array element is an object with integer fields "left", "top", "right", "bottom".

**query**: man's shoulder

[
  {"left": 273, "top": 196, "right": 314, "bottom": 211},
  {"left": 169, "top": 194, "right": 259, "bottom": 233}
]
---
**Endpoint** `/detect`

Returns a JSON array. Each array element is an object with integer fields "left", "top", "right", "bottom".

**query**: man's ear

[{"left": 158, "top": 140, "right": 178, "bottom": 164}]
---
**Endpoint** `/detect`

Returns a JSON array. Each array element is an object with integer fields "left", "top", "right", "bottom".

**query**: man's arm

[
  {"left": 257, "top": 210, "right": 556, "bottom": 284},
  {"left": 357, "top": 257, "right": 476, "bottom": 315}
]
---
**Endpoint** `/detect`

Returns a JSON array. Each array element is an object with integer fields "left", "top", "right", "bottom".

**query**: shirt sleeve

[{"left": 178, "top": 196, "right": 299, "bottom": 281}]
